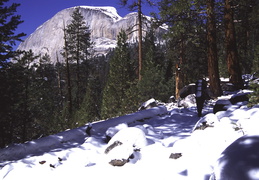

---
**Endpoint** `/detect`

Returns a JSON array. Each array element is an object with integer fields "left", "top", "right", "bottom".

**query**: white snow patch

[{"left": 0, "top": 91, "right": 259, "bottom": 180}]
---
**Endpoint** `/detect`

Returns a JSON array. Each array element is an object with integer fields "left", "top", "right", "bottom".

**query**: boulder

[
  {"left": 104, "top": 127, "right": 147, "bottom": 166},
  {"left": 214, "top": 135, "right": 259, "bottom": 180},
  {"left": 213, "top": 99, "right": 232, "bottom": 114},
  {"left": 179, "top": 84, "right": 196, "bottom": 99},
  {"left": 229, "top": 93, "right": 249, "bottom": 105},
  {"left": 178, "top": 94, "right": 196, "bottom": 108},
  {"left": 138, "top": 98, "right": 157, "bottom": 110}
]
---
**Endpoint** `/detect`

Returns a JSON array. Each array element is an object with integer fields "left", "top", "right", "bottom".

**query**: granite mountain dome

[{"left": 17, "top": 6, "right": 166, "bottom": 63}]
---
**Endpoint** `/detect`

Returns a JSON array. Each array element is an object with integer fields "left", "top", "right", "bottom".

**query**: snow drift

[{"left": 0, "top": 88, "right": 259, "bottom": 180}]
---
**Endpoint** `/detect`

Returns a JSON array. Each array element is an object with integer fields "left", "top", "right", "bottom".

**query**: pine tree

[
  {"left": 233, "top": 0, "right": 259, "bottom": 74},
  {"left": 138, "top": 28, "right": 170, "bottom": 102},
  {"left": 62, "top": 21, "right": 73, "bottom": 117},
  {"left": 62, "top": 7, "right": 92, "bottom": 118},
  {"left": 74, "top": 76, "right": 102, "bottom": 124},
  {"left": 0, "top": 0, "right": 25, "bottom": 66},
  {"left": 206, "top": 0, "right": 222, "bottom": 97},
  {"left": 101, "top": 30, "right": 135, "bottom": 119},
  {"left": 29, "top": 53, "right": 63, "bottom": 137},
  {"left": 157, "top": 0, "right": 207, "bottom": 98},
  {"left": 4, "top": 50, "right": 39, "bottom": 144},
  {"left": 224, "top": 0, "right": 243, "bottom": 89},
  {"left": 119, "top": 0, "right": 154, "bottom": 81}
]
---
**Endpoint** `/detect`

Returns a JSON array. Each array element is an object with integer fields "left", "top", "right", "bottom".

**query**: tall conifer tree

[
  {"left": 62, "top": 7, "right": 92, "bottom": 116},
  {"left": 224, "top": 0, "right": 243, "bottom": 89},
  {"left": 207, "top": 0, "right": 222, "bottom": 97},
  {"left": 0, "top": 0, "right": 25, "bottom": 66},
  {"left": 64, "top": 7, "right": 92, "bottom": 106},
  {"left": 101, "top": 30, "right": 134, "bottom": 119},
  {"left": 119, "top": 0, "right": 154, "bottom": 81},
  {"left": 0, "top": 0, "right": 25, "bottom": 147},
  {"left": 157, "top": 0, "right": 207, "bottom": 98}
]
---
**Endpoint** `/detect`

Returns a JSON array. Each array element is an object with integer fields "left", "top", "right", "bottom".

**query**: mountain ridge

[{"left": 17, "top": 6, "right": 166, "bottom": 63}]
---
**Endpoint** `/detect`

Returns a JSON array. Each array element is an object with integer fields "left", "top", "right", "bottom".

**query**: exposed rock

[
  {"left": 105, "top": 141, "right": 123, "bottom": 154},
  {"left": 179, "top": 84, "right": 196, "bottom": 99},
  {"left": 221, "top": 82, "right": 238, "bottom": 92},
  {"left": 85, "top": 123, "right": 92, "bottom": 136},
  {"left": 169, "top": 153, "right": 182, "bottom": 159},
  {"left": 109, "top": 159, "right": 128, "bottom": 166},
  {"left": 105, "top": 127, "right": 147, "bottom": 166},
  {"left": 17, "top": 6, "right": 167, "bottom": 63},
  {"left": 192, "top": 113, "right": 219, "bottom": 131},
  {"left": 213, "top": 92, "right": 250, "bottom": 114},
  {"left": 229, "top": 93, "right": 249, "bottom": 105},
  {"left": 213, "top": 99, "right": 232, "bottom": 114},
  {"left": 138, "top": 98, "right": 157, "bottom": 110}
]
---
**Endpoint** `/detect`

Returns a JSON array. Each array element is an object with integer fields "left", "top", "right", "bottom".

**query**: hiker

[{"left": 195, "top": 79, "right": 208, "bottom": 117}]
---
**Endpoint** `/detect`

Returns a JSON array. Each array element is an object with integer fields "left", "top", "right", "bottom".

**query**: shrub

[{"left": 248, "top": 82, "right": 259, "bottom": 107}]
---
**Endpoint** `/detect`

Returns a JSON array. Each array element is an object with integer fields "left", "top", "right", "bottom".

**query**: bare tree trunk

[
  {"left": 63, "top": 22, "right": 72, "bottom": 116},
  {"left": 138, "top": 0, "right": 143, "bottom": 81},
  {"left": 175, "top": 64, "right": 182, "bottom": 99},
  {"left": 76, "top": 38, "right": 80, "bottom": 108},
  {"left": 207, "top": 0, "right": 222, "bottom": 97},
  {"left": 56, "top": 51, "right": 64, "bottom": 108},
  {"left": 224, "top": 0, "right": 243, "bottom": 89},
  {"left": 175, "top": 38, "right": 185, "bottom": 99}
]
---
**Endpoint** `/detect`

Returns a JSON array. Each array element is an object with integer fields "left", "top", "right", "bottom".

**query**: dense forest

[{"left": 0, "top": 0, "right": 258, "bottom": 147}]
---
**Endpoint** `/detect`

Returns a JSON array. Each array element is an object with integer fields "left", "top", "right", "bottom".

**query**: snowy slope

[{"left": 0, "top": 92, "right": 259, "bottom": 180}]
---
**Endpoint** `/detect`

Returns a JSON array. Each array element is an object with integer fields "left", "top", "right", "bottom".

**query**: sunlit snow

[{"left": 0, "top": 90, "right": 259, "bottom": 180}]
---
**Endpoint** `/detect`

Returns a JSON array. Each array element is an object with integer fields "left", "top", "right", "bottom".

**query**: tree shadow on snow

[
  {"left": 0, "top": 126, "right": 89, "bottom": 164},
  {"left": 215, "top": 135, "right": 259, "bottom": 180}
]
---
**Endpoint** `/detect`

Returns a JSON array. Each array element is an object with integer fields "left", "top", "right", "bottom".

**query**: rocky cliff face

[{"left": 17, "top": 6, "right": 166, "bottom": 63}]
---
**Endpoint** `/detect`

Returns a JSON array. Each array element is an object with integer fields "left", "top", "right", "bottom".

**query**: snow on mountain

[
  {"left": 0, "top": 88, "right": 259, "bottom": 180},
  {"left": 17, "top": 6, "right": 166, "bottom": 63}
]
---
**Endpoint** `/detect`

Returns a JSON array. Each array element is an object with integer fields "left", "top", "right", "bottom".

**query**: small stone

[
  {"left": 39, "top": 160, "right": 46, "bottom": 164},
  {"left": 109, "top": 159, "right": 128, "bottom": 166},
  {"left": 169, "top": 153, "right": 182, "bottom": 159}
]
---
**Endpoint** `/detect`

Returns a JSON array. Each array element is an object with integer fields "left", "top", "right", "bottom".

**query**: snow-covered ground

[{"left": 0, "top": 91, "right": 259, "bottom": 180}]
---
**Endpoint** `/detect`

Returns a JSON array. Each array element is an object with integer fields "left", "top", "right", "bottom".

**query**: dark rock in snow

[
  {"left": 179, "top": 84, "right": 196, "bottom": 99},
  {"left": 213, "top": 93, "right": 250, "bottom": 114},
  {"left": 105, "top": 127, "right": 147, "bottom": 166},
  {"left": 105, "top": 141, "right": 123, "bottom": 154},
  {"left": 169, "top": 153, "right": 182, "bottom": 159},
  {"left": 229, "top": 93, "right": 249, "bottom": 105},
  {"left": 109, "top": 159, "right": 128, "bottom": 166},
  {"left": 221, "top": 82, "right": 239, "bottom": 92},
  {"left": 39, "top": 161, "right": 46, "bottom": 165},
  {"left": 213, "top": 99, "right": 232, "bottom": 114},
  {"left": 85, "top": 123, "right": 92, "bottom": 136}
]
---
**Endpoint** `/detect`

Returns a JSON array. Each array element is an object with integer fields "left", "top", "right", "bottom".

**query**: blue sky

[{"left": 8, "top": 0, "right": 158, "bottom": 48}]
